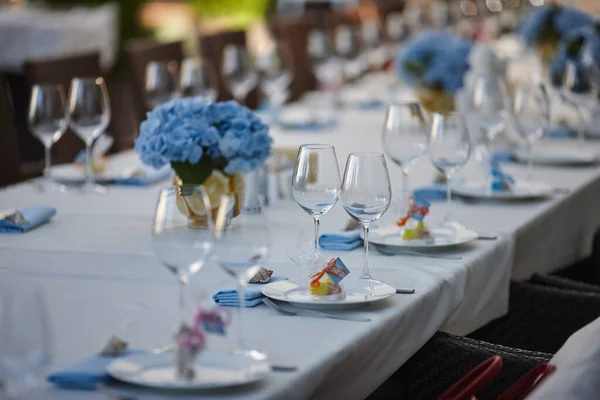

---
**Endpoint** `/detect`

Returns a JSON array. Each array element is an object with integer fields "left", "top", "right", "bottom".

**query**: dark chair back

[
  {"left": 199, "top": 30, "right": 259, "bottom": 109},
  {"left": 24, "top": 52, "right": 103, "bottom": 164},
  {"left": 125, "top": 40, "right": 184, "bottom": 123},
  {"left": 0, "top": 73, "right": 22, "bottom": 187}
]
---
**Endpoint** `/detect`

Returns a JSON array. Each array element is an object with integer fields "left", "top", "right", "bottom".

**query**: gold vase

[{"left": 174, "top": 170, "right": 245, "bottom": 229}]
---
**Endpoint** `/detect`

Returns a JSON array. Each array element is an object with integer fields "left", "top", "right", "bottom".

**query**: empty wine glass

[
  {"left": 179, "top": 58, "right": 218, "bottom": 102},
  {"left": 428, "top": 112, "right": 471, "bottom": 226},
  {"left": 361, "top": 20, "right": 387, "bottom": 70},
  {"left": 307, "top": 29, "right": 341, "bottom": 90},
  {"left": 512, "top": 82, "right": 550, "bottom": 180},
  {"left": 335, "top": 25, "right": 364, "bottom": 81},
  {"left": 152, "top": 185, "right": 214, "bottom": 321},
  {"left": 212, "top": 182, "right": 270, "bottom": 357},
  {"left": 382, "top": 103, "right": 429, "bottom": 216},
  {"left": 222, "top": 45, "right": 258, "bottom": 105},
  {"left": 0, "top": 281, "right": 53, "bottom": 399},
  {"left": 27, "top": 84, "right": 68, "bottom": 193},
  {"left": 256, "top": 43, "right": 294, "bottom": 122},
  {"left": 145, "top": 60, "right": 179, "bottom": 109},
  {"left": 68, "top": 77, "right": 111, "bottom": 194},
  {"left": 561, "top": 59, "right": 599, "bottom": 143},
  {"left": 385, "top": 12, "right": 407, "bottom": 49},
  {"left": 341, "top": 153, "right": 392, "bottom": 280},
  {"left": 292, "top": 144, "right": 342, "bottom": 254}
]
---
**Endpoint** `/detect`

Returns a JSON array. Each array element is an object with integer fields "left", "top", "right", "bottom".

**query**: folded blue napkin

[
  {"left": 48, "top": 350, "right": 142, "bottom": 390},
  {"left": 213, "top": 277, "right": 288, "bottom": 307},
  {"left": 413, "top": 185, "right": 447, "bottom": 202},
  {"left": 546, "top": 126, "right": 573, "bottom": 139},
  {"left": 0, "top": 206, "right": 56, "bottom": 233},
  {"left": 319, "top": 229, "right": 362, "bottom": 251},
  {"left": 113, "top": 167, "right": 171, "bottom": 186},
  {"left": 279, "top": 118, "right": 337, "bottom": 132}
]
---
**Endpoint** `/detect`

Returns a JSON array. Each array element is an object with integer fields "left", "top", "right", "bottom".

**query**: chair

[
  {"left": 125, "top": 40, "right": 184, "bottom": 123},
  {"left": 24, "top": 52, "right": 103, "bottom": 165},
  {"left": 469, "top": 281, "right": 600, "bottom": 354},
  {"left": 199, "top": 30, "right": 260, "bottom": 109},
  {"left": 367, "top": 332, "right": 552, "bottom": 400},
  {"left": 0, "top": 73, "right": 22, "bottom": 187},
  {"left": 530, "top": 273, "right": 600, "bottom": 294}
]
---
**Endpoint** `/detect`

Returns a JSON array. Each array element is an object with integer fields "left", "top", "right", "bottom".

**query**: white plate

[
  {"left": 368, "top": 225, "right": 478, "bottom": 250},
  {"left": 107, "top": 351, "right": 270, "bottom": 390},
  {"left": 514, "top": 148, "right": 598, "bottom": 166},
  {"left": 52, "top": 152, "right": 146, "bottom": 183},
  {"left": 452, "top": 180, "right": 554, "bottom": 200},
  {"left": 261, "top": 278, "right": 396, "bottom": 310}
]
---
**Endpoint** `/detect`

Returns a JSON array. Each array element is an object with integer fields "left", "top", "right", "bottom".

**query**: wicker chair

[
  {"left": 469, "top": 281, "right": 600, "bottom": 354},
  {"left": 530, "top": 273, "right": 600, "bottom": 294},
  {"left": 367, "top": 332, "right": 551, "bottom": 400}
]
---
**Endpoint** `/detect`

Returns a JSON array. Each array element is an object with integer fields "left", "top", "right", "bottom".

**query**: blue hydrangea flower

[
  {"left": 396, "top": 31, "right": 474, "bottom": 94},
  {"left": 135, "top": 98, "right": 272, "bottom": 175},
  {"left": 520, "top": 5, "right": 594, "bottom": 47}
]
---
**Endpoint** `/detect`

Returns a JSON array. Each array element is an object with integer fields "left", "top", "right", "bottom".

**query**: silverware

[
  {"left": 262, "top": 298, "right": 371, "bottom": 322},
  {"left": 272, "top": 365, "right": 298, "bottom": 372},
  {"left": 151, "top": 343, "right": 175, "bottom": 354},
  {"left": 97, "top": 384, "right": 137, "bottom": 400},
  {"left": 477, "top": 235, "right": 498, "bottom": 240},
  {"left": 396, "top": 288, "right": 416, "bottom": 294},
  {"left": 375, "top": 246, "right": 463, "bottom": 260}
]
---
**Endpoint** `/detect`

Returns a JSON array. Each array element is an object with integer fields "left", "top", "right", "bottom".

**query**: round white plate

[
  {"left": 52, "top": 152, "right": 144, "bottom": 184},
  {"left": 452, "top": 180, "right": 554, "bottom": 200},
  {"left": 514, "top": 148, "right": 598, "bottom": 166},
  {"left": 107, "top": 351, "right": 270, "bottom": 390},
  {"left": 261, "top": 278, "right": 396, "bottom": 310},
  {"left": 367, "top": 225, "right": 478, "bottom": 250}
]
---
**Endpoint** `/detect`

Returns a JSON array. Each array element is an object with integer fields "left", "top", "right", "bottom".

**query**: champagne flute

[
  {"left": 292, "top": 144, "right": 342, "bottom": 254},
  {"left": 27, "top": 84, "right": 68, "bottom": 193},
  {"left": 512, "top": 82, "right": 550, "bottom": 180},
  {"left": 145, "top": 60, "right": 179, "bottom": 109},
  {"left": 179, "top": 58, "right": 218, "bottom": 102},
  {"left": 428, "top": 112, "right": 471, "bottom": 226},
  {"left": 0, "top": 281, "right": 53, "bottom": 399},
  {"left": 341, "top": 153, "right": 392, "bottom": 280},
  {"left": 212, "top": 180, "right": 270, "bottom": 357},
  {"left": 68, "top": 77, "right": 111, "bottom": 194},
  {"left": 152, "top": 185, "right": 214, "bottom": 321},
  {"left": 382, "top": 102, "right": 428, "bottom": 216},
  {"left": 222, "top": 44, "right": 258, "bottom": 105}
]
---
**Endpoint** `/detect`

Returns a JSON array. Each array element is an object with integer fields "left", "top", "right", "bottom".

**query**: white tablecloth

[
  {"left": 0, "top": 4, "right": 118, "bottom": 72},
  {"left": 2, "top": 76, "right": 600, "bottom": 398}
]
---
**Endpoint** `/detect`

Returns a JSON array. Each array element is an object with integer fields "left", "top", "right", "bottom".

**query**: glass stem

[
  {"left": 178, "top": 278, "right": 187, "bottom": 323},
  {"left": 402, "top": 168, "right": 409, "bottom": 212},
  {"left": 44, "top": 146, "right": 51, "bottom": 184},
  {"left": 236, "top": 276, "right": 246, "bottom": 352},
  {"left": 577, "top": 108, "right": 586, "bottom": 143},
  {"left": 360, "top": 223, "right": 372, "bottom": 280},
  {"left": 526, "top": 141, "right": 534, "bottom": 181},
  {"left": 445, "top": 171, "right": 453, "bottom": 223},
  {"left": 313, "top": 216, "right": 320, "bottom": 254},
  {"left": 85, "top": 141, "right": 95, "bottom": 189}
]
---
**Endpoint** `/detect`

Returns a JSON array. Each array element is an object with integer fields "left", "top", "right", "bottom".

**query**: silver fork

[
  {"left": 262, "top": 298, "right": 371, "bottom": 322},
  {"left": 375, "top": 245, "right": 463, "bottom": 260},
  {"left": 96, "top": 384, "right": 137, "bottom": 400}
]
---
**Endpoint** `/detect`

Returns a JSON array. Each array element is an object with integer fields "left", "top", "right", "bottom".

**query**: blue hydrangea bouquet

[
  {"left": 135, "top": 97, "right": 272, "bottom": 217},
  {"left": 396, "top": 31, "right": 474, "bottom": 113}
]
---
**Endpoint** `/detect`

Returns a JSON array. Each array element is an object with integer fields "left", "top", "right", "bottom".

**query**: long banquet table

[{"left": 2, "top": 79, "right": 600, "bottom": 399}]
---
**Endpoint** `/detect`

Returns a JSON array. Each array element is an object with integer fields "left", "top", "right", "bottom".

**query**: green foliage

[{"left": 172, "top": 158, "right": 215, "bottom": 185}]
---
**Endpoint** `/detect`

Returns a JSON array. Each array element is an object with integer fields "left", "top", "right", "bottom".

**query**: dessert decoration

[
  {"left": 309, "top": 257, "right": 350, "bottom": 297},
  {"left": 195, "top": 307, "right": 231, "bottom": 336},
  {"left": 99, "top": 336, "right": 128, "bottom": 356},
  {"left": 397, "top": 196, "right": 432, "bottom": 241},
  {"left": 490, "top": 163, "right": 515, "bottom": 192},
  {"left": 249, "top": 267, "right": 273, "bottom": 284}
]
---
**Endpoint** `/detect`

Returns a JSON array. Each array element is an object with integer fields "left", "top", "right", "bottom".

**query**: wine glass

[
  {"left": 179, "top": 58, "right": 218, "bottom": 102},
  {"left": 561, "top": 59, "right": 599, "bottom": 143},
  {"left": 152, "top": 185, "right": 214, "bottom": 321},
  {"left": 68, "top": 77, "right": 111, "bottom": 194},
  {"left": 382, "top": 103, "right": 429, "bottom": 216},
  {"left": 341, "top": 153, "right": 392, "bottom": 280},
  {"left": 256, "top": 43, "right": 294, "bottom": 122},
  {"left": 292, "top": 144, "right": 342, "bottom": 254},
  {"left": 221, "top": 44, "right": 258, "bottom": 105},
  {"left": 0, "top": 280, "right": 53, "bottom": 399},
  {"left": 512, "top": 82, "right": 550, "bottom": 180},
  {"left": 27, "top": 84, "right": 68, "bottom": 193},
  {"left": 307, "top": 29, "right": 341, "bottom": 120},
  {"left": 212, "top": 179, "right": 270, "bottom": 357},
  {"left": 385, "top": 12, "right": 407, "bottom": 49},
  {"left": 361, "top": 20, "right": 387, "bottom": 70},
  {"left": 145, "top": 60, "right": 179, "bottom": 109},
  {"left": 428, "top": 112, "right": 471, "bottom": 226},
  {"left": 335, "top": 25, "right": 364, "bottom": 81}
]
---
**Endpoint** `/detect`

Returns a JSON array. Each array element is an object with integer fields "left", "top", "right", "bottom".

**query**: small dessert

[
  {"left": 309, "top": 257, "right": 350, "bottom": 297},
  {"left": 397, "top": 196, "right": 432, "bottom": 241},
  {"left": 490, "top": 164, "right": 515, "bottom": 192},
  {"left": 75, "top": 151, "right": 106, "bottom": 174}
]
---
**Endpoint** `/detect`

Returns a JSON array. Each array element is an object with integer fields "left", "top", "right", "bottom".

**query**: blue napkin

[
  {"left": 113, "top": 167, "right": 171, "bottom": 186},
  {"left": 319, "top": 229, "right": 362, "bottom": 251},
  {"left": 279, "top": 118, "right": 337, "bottom": 132},
  {"left": 413, "top": 185, "right": 447, "bottom": 202},
  {"left": 491, "top": 151, "right": 515, "bottom": 164},
  {"left": 213, "top": 277, "right": 288, "bottom": 307},
  {"left": 48, "top": 350, "right": 142, "bottom": 390},
  {"left": 546, "top": 126, "right": 573, "bottom": 139},
  {"left": 358, "top": 100, "right": 385, "bottom": 110},
  {"left": 0, "top": 206, "right": 56, "bottom": 233}
]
